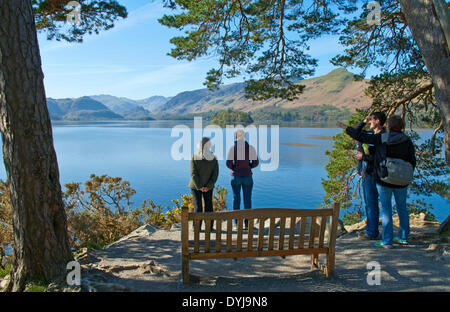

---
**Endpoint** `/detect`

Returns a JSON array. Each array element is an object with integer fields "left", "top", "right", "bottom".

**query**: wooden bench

[{"left": 181, "top": 203, "right": 340, "bottom": 284}]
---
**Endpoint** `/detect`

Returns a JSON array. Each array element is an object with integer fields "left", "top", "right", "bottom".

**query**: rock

[
  {"left": 344, "top": 219, "right": 367, "bottom": 234},
  {"left": 106, "top": 223, "right": 159, "bottom": 247},
  {"left": 418, "top": 213, "right": 427, "bottom": 222},
  {"left": 438, "top": 215, "right": 450, "bottom": 236},
  {"left": 0, "top": 275, "right": 10, "bottom": 290},
  {"left": 337, "top": 219, "right": 347, "bottom": 237}
]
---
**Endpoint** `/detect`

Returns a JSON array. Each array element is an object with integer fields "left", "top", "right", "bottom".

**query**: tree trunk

[
  {"left": 398, "top": 0, "right": 450, "bottom": 166},
  {"left": 0, "top": 0, "right": 73, "bottom": 291}
]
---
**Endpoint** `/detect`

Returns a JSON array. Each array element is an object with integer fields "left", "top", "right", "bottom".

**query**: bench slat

[
  {"left": 247, "top": 219, "right": 254, "bottom": 251},
  {"left": 205, "top": 219, "right": 211, "bottom": 253},
  {"left": 268, "top": 217, "right": 275, "bottom": 251},
  {"left": 216, "top": 219, "right": 222, "bottom": 253},
  {"left": 190, "top": 248, "right": 329, "bottom": 260},
  {"left": 288, "top": 217, "right": 296, "bottom": 250},
  {"left": 309, "top": 216, "right": 316, "bottom": 249},
  {"left": 318, "top": 216, "right": 327, "bottom": 248},
  {"left": 226, "top": 219, "right": 232, "bottom": 252},
  {"left": 299, "top": 217, "right": 307, "bottom": 249},
  {"left": 194, "top": 220, "right": 200, "bottom": 253},
  {"left": 279, "top": 217, "right": 286, "bottom": 250},
  {"left": 237, "top": 219, "right": 243, "bottom": 252},
  {"left": 188, "top": 208, "right": 333, "bottom": 220},
  {"left": 257, "top": 218, "right": 265, "bottom": 252}
]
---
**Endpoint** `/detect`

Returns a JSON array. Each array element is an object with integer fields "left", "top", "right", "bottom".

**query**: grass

[
  {"left": 0, "top": 266, "right": 11, "bottom": 279},
  {"left": 25, "top": 280, "right": 48, "bottom": 292}
]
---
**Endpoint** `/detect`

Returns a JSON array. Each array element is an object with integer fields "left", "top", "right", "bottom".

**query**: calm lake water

[{"left": 0, "top": 120, "right": 448, "bottom": 221}]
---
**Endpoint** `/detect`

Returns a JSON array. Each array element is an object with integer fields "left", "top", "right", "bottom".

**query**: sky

[{"left": 38, "top": 0, "right": 375, "bottom": 100}]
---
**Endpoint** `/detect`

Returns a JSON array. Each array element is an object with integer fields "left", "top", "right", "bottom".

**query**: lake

[{"left": 0, "top": 120, "right": 448, "bottom": 222}]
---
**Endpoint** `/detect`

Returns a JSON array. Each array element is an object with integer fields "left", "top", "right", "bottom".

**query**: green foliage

[
  {"left": 63, "top": 175, "right": 228, "bottom": 249},
  {"left": 322, "top": 112, "right": 447, "bottom": 225},
  {"left": 32, "top": 0, "right": 128, "bottom": 42},
  {"left": 1, "top": 176, "right": 228, "bottom": 255},
  {"left": 250, "top": 105, "right": 351, "bottom": 122},
  {"left": 321, "top": 110, "right": 366, "bottom": 216},
  {"left": 24, "top": 280, "right": 48, "bottom": 292},
  {"left": 210, "top": 110, "right": 254, "bottom": 127},
  {"left": 159, "top": 0, "right": 357, "bottom": 100},
  {"left": 181, "top": 185, "right": 227, "bottom": 213},
  {"left": 406, "top": 199, "right": 437, "bottom": 222},
  {"left": 409, "top": 133, "right": 449, "bottom": 200},
  {"left": 0, "top": 263, "right": 11, "bottom": 279}
]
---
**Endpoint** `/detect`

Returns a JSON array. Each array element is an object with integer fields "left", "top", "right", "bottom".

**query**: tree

[
  {"left": 160, "top": 0, "right": 450, "bottom": 165},
  {"left": 332, "top": 0, "right": 450, "bottom": 166},
  {"left": 0, "top": 0, "right": 126, "bottom": 291},
  {"left": 397, "top": 0, "right": 449, "bottom": 165},
  {"left": 159, "top": 0, "right": 357, "bottom": 100}
]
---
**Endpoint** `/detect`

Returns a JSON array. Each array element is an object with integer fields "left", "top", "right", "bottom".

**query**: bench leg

[
  {"left": 182, "top": 255, "right": 190, "bottom": 284},
  {"left": 326, "top": 253, "right": 335, "bottom": 277},
  {"left": 311, "top": 253, "right": 319, "bottom": 270}
]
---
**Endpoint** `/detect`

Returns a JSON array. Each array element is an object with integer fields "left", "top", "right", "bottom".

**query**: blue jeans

[
  {"left": 362, "top": 173, "right": 380, "bottom": 238},
  {"left": 376, "top": 184, "right": 410, "bottom": 246},
  {"left": 231, "top": 176, "right": 253, "bottom": 226}
]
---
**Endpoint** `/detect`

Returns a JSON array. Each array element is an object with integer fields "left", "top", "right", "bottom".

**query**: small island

[{"left": 210, "top": 110, "right": 254, "bottom": 128}]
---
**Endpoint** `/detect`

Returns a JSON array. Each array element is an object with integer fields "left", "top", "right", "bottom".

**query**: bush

[
  {"left": 181, "top": 185, "right": 227, "bottom": 213},
  {"left": 0, "top": 175, "right": 228, "bottom": 262}
]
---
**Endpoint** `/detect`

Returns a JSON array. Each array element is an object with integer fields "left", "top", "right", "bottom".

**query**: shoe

[
  {"left": 393, "top": 237, "right": 408, "bottom": 245},
  {"left": 358, "top": 232, "right": 379, "bottom": 240},
  {"left": 374, "top": 241, "right": 393, "bottom": 249}
]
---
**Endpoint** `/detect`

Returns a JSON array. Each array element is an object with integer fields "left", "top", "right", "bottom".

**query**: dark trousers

[
  {"left": 191, "top": 188, "right": 214, "bottom": 230},
  {"left": 231, "top": 176, "right": 253, "bottom": 226}
]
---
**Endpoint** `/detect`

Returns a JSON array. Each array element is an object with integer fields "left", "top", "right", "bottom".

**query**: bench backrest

[{"left": 181, "top": 203, "right": 340, "bottom": 260}]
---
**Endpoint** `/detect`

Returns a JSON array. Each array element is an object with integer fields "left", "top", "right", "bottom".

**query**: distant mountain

[
  {"left": 88, "top": 95, "right": 140, "bottom": 114},
  {"left": 153, "top": 68, "right": 370, "bottom": 116},
  {"left": 47, "top": 96, "right": 123, "bottom": 120},
  {"left": 135, "top": 96, "right": 171, "bottom": 112},
  {"left": 89, "top": 95, "right": 171, "bottom": 114},
  {"left": 47, "top": 68, "right": 370, "bottom": 121},
  {"left": 121, "top": 106, "right": 154, "bottom": 120}
]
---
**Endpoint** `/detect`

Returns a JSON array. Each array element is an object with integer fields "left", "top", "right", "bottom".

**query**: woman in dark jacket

[
  {"left": 338, "top": 116, "right": 416, "bottom": 249},
  {"left": 188, "top": 137, "right": 219, "bottom": 230}
]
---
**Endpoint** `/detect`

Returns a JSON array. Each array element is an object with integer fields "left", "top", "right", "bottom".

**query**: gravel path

[{"left": 77, "top": 220, "right": 449, "bottom": 292}]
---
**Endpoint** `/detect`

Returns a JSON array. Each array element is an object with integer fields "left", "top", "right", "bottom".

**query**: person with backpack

[
  {"left": 188, "top": 137, "right": 219, "bottom": 231},
  {"left": 354, "top": 112, "right": 386, "bottom": 241},
  {"left": 226, "top": 129, "right": 259, "bottom": 229},
  {"left": 337, "top": 115, "right": 416, "bottom": 249}
]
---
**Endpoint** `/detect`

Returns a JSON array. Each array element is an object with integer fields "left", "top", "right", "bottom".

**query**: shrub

[
  {"left": 181, "top": 185, "right": 227, "bottom": 213},
  {"left": 0, "top": 175, "right": 228, "bottom": 258}
]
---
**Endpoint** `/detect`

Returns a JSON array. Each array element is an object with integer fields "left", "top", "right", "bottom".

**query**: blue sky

[{"left": 38, "top": 0, "right": 371, "bottom": 100}]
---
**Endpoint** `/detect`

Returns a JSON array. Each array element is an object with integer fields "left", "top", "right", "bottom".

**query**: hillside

[
  {"left": 153, "top": 68, "right": 370, "bottom": 116},
  {"left": 46, "top": 68, "right": 370, "bottom": 121},
  {"left": 47, "top": 96, "right": 123, "bottom": 120},
  {"left": 89, "top": 95, "right": 170, "bottom": 114},
  {"left": 121, "top": 106, "right": 154, "bottom": 120}
]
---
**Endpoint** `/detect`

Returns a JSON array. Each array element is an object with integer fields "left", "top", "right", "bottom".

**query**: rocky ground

[{"left": 27, "top": 213, "right": 448, "bottom": 292}]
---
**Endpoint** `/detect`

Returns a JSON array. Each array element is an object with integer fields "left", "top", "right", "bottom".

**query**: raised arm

[{"left": 345, "top": 125, "right": 382, "bottom": 145}]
